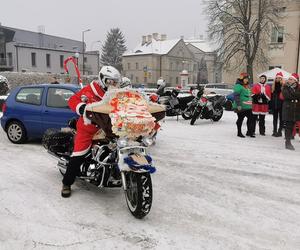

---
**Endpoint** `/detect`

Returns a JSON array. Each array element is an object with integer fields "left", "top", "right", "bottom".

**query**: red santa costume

[
  {"left": 68, "top": 80, "right": 105, "bottom": 156},
  {"left": 252, "top": 82, "right": 272, "bottom": 115}
]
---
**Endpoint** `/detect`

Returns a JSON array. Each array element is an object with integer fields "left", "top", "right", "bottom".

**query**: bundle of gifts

[{"left": 108, "top": 90, "right": 156, "bottom": 139}]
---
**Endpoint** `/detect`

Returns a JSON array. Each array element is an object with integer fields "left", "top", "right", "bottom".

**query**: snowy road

[{"left": 0, "top": 111, "right": 299, "bottom": 250}]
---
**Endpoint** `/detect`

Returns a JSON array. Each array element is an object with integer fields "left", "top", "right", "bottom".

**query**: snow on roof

[
  {"left": 185, "top": 39, "right": 216, "bottom": 53},
  {"left": 123, "top": 39, "right": 181, "bottom": 56}
]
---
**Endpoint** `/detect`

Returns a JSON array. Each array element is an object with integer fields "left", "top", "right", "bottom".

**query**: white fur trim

[
  {"left": 252, "top": 112, "right": 268, "bottom": 115},
  {"left": 90, "top": 81, "right": 103, "bottom": 99},
  {"left": 76, "top": 102, "right": 86, "bottom": 115},
  {"left": 83, "top": 107, "right": 91, "bottom": 125},
  {"left": 71, "top": 145, "right": 91, "bottom": 157},
  {"left": 290, "top": 75, "right": 298, "bottom": 82}
]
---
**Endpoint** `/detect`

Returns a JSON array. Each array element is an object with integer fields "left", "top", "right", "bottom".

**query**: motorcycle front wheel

[
  {"left": 190, "top": 109, "right": 201, "bottom": 125},
  {"left": 124, "top": 172, "right": 153, "bottom": 219}
]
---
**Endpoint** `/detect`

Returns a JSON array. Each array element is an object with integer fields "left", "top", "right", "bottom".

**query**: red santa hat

[
  {"left": 290, "top": 73, "right": 299, "bottom": 82},
  {"left": 275, "top": 72, "right": 283, "bottom": 78}
]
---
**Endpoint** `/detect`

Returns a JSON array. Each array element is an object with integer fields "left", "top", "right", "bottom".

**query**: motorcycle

[
  {"left": 156, "top": 84, "right": 194, "bottom": 117},
  {"left": 189, "top": 87, "right": 226, "bottom": 125},
  {"left": 43, "top": 89, "right": 165, "bottom": 219}
]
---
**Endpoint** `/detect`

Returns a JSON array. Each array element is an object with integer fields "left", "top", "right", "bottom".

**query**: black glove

[
  {"left": 261, "top": 94, "right": 268, "bottom": 102},
  {"left": 78, "top": 104, "right": 86, "bottom": 115}
]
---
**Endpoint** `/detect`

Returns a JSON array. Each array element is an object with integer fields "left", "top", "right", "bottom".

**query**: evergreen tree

[{"left": 100, "top": 28, "right": 127, "bottom": 72}]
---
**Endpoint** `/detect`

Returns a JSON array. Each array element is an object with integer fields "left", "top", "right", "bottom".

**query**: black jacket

[{"left": 282, "top": 84, "right": 300, "bottom": 121}]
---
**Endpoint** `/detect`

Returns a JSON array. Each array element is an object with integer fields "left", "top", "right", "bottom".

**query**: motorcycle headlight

[
  {"left": 142, "top": 136, "right": 154, "bottom": 146},
  {"left": 117, "top": 138, "right": 129, "bottom": 148}
]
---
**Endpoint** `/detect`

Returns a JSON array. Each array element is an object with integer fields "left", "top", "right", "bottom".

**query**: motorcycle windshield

[{"left": 86, "top": 89, "right": 165, "bottom": 139}]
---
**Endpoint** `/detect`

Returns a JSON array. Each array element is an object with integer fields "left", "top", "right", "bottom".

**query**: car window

[
  {"left": 16, "top": 88, "right": 43, "bottom": 105},
  {"left": 47, "top": 88, "right": 74, "bottom": 108}
]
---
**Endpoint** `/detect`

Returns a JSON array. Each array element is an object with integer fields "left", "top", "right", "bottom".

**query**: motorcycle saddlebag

[{"left": 42, "top": 128, "right": 74, "bottom": 154}]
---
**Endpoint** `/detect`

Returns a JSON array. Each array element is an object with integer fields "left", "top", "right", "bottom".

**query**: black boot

[
  {"left": 272, "top": 131, "right": 277, "bottom": 137},
  {"left": 237, "top": 132, "right": 245, "bottom": 138},
  {"left": 285, "top": 140, "right": 295, "bottom": 151},
  {"left": 61, "top": 185, "right": 71, "bottom": 198},
  {"left": 275, "top": 130, "right": 282, "bottom": 137}
]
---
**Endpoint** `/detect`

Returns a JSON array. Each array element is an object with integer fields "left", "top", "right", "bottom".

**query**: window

[
  {"left": 60, "top": 55, "right": 64, "bottom": 68},
  {"left": 136, "top": 77, "right": 139, "bottom": 83},
  {"left": 46, "top": 54, "right": 51, "bottom": 67},
  {"left": 16, "top": 88, "right": 43, "bottom": 105},
  {"left": 136, "top": 62, "right": 139, "bottom": 70},
  {"left": 130, "top": 74, "right": 133, "bottom": 80},
  {"left": 170, "top": 62, "right": 173, "bottom": 70},
  {"left": 7, "top": 53, "right": 12, "bottom": 66},
  {"left": 47, "top": 88, "right": 74, "bottom": 108},
  {"left": 271, "top": 26, "right": 284, "bottom": 43},
  {"left": 84, "top": 57, "right": 87, "bottom": 63},
  {"left": 31, "top": 53, "right": 36, "bottom": 67},
  {"left": 169, "top": 77, "right": 173, "bottom": 84},
  {"left": 128, "top": 63, "right": 131, "bottom": 70},
  {"left": 176, "top": 77, "right": 179, "bottom": 85},
  {"left": 269, "top": 66, "right": 282, "bottom": 70}
]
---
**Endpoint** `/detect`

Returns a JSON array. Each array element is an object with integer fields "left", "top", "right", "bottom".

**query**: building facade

[
  {"left": 0, "top": 24, "right": 99, "bottom": 75},
  {"left": 122, "top": 34, "right": 198, "bottom": 87},
  {"left": 222, "top": 0, "right": 300, "bottom": 84}
]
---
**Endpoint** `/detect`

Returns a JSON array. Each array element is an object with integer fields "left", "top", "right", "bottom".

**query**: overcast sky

[{"left": 1, "top": 0, "right": 208, "bottom": 51}]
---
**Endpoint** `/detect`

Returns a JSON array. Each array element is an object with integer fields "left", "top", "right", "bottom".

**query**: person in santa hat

[
  {"left": 271, "top": 72, "right": 284, "bottom": 137},
  {"left": 282, "top": 73, "right": 300, "bottom": 150},
  {"left": 61, "top": 66, "right": 122, "bottom": 197},
  {"left": 251, "top": 75, "right": 272, "bottom": 136}
]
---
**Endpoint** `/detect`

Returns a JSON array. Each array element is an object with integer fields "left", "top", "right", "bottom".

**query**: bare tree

[{"left": 206, "top": 0, "right": 284, "bottom": 82}]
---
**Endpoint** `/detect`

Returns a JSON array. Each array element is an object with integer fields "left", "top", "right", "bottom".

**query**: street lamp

[{"left": 82, "top": 29, "right": 91, "bottom": 75}]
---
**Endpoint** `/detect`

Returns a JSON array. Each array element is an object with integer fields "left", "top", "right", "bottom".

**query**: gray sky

[{"left": 1, "top": 0, "right": 208, "bottom": 51}]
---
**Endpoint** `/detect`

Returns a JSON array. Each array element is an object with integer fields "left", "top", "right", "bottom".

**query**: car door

[
  {"left": 42, "top": 87, "right": 78, "bottom": 133},
  {"left": 14, "top": 87, "right": 44, "bottom": 137}
]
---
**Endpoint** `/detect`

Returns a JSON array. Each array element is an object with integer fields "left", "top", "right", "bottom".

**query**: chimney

[
  {"left": 142, "top": 35, "right": 147, "bottom": 45},
  {"left": 199, "top": 35, "right": 204, "bottom": 40},
  {"left": 152, "top": 33, "right": 159, "bottom": 41},
  {"left": 180, "top": 35, "right": 184, "bottom": 40},
  {"left": 161, "top": 34, "right": 167, "bottom": 41},
  {"left": 147, "top": 34, "right": 152, "bottom": 43}
]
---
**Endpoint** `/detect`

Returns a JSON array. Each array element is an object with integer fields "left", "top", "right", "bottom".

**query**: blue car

[{"left": 1, "top": 83, "right": 80, "bottom": 143}]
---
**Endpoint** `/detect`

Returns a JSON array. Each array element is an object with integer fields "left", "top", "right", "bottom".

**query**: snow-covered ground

[{"left": 0, "top": 111, "right": 299, "bottom": 250}]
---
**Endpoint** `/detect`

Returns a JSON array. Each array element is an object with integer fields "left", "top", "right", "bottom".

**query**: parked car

[{"left": 1, "top": 84, "right": 80, "bottom": 143}]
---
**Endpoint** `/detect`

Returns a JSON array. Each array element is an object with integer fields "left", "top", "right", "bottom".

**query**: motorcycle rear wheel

[
  {"left": 182, "top": 108, "right": 193, "bottom": 120},
  {"left": 212, "top": 105, "right": 223, "bottom": 122},
  {"left": 124, "top": 172, "right": 152, "bottom": 219}
]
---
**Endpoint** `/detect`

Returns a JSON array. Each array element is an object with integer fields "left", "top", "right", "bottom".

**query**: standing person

[
  {"left": 271, "top": 72, "right": 284, "bottom": 137},
  {"left": 282, "top": 73, "right": 300, "bottom": 150},
  {"left": 61, "top": 66, "right": 122, "bottom": 197},
  {"left": 251, "top": 75, "right": 271, "bottom": 136},
  {"left": 233, "top": 73, "right": 254, "bottom": 138}
]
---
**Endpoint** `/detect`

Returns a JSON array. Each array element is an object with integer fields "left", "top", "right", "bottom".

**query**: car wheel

[{"left": 6, "top": 121, "right": 27, "bottom": 144}]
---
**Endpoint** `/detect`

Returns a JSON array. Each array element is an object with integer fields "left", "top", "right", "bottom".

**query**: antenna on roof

[{"left": 38, "top": 25, "right": 45, "bottom": 34}]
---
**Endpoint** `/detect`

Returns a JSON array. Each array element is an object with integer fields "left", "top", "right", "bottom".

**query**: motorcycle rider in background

[{"left": 61, "top": 66, "right": 122, "bottom": 198}]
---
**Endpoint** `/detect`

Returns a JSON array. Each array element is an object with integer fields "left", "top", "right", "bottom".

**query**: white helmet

[
  {"left": 0, "top": 75, "right": 10, "bottom": 95},
  {"left": 157, "top": 77, "right": 165, "bottom": 87},
  {"left": 121, "top": 77, "right": 132, "bottom": 88},
  {"left": 98, "top": 66, "right": 121, "bottom": 90}
]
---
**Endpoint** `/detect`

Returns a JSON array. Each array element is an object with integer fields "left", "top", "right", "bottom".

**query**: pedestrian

[
  {"left": 233, "top": 73, "right": 254, "bottom": 138},
  {"left": 251, "top": 75, "right": 271, "bottom": 136},
  {"left": 271, "top": 72, "right": 284, "bottom": 137},
  {"left": 282, "top": 73, "right": 300, "bottom": 150}
]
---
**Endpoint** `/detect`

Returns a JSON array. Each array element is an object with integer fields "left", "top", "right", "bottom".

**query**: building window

[
  {"left": 269, "top": 66, "right": 282, "bottom": 70},
  {"left": 169, "top": 77, "right": 173, "bottom": 84},
  {"left": 170, "top": 62, "right": 173, "bottom": 70},
  {"left": 271, "top": 26, "right": 284, "bottom": 43},
  {"left": 136, "top": 62, "right": 139, "bottom": 70},
  {"left": 130, "top": 74, "right": 133, "bottom": 80},
  {"left": 31, "top": 52, "right": 36, "bottom": 67},
  {"left": 176, "top": 77, "right": 179, "bottom": 85},
  {"left": 60, "top": 55, "right": 64, "bottom": 68},
  {"left": 136, "top": 77, "right": 139, "bottom": 83},
  {"left": 128, "top": 63, "right": 131, "bottom": 70},
  {"left": 7, "top": 53, "right": 12, "bottom": 66},
  {"left": 84, "top": 57, "right": 87, "bottom": 63},
  {"left": 46, "top": 54, "right": 51, "bottom": 67}
]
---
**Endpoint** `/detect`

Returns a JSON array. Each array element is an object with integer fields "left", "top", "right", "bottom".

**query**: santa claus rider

[{"left": 61, "top": 66, "right": 121, "bottom": 198}]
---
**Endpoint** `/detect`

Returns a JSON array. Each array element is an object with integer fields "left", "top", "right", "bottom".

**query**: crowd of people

[{"left": 233, "top": 71, "right": 300, "bottom": 150}]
